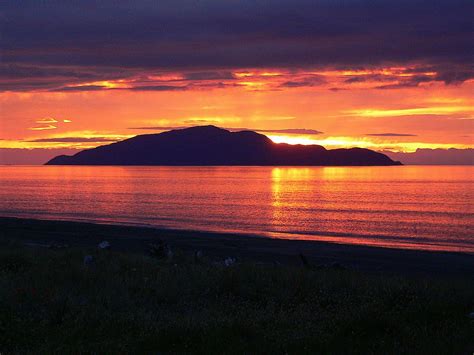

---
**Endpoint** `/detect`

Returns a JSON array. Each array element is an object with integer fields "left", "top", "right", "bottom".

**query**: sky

[{"left": 1, "top": 0, "right": 473, "bottom": 163}]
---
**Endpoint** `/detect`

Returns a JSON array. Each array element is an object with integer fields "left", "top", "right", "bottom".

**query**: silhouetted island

[{"left": 46, "top": 126, "right": 401, "bottom": 166}]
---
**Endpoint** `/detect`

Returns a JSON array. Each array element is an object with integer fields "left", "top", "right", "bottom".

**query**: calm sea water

[{"left": 0, "top": 166, "right": 472, "bottom": 253}]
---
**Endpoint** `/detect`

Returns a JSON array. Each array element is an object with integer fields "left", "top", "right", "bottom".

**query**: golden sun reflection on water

[
  {"left": 270, "top": 167, "right": 352, "bottom": 228},
  {"left": 271, "top": 167, "right": 313, "bottom": 228}
]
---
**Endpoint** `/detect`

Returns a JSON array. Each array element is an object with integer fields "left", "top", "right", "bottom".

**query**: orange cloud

[
  {"left": 344, "top": 106, "right": 474, "bottom": 118},
  {"left": 35, "top": 117, "right": 57, "bottom": 124},
  {"left": 29, "top": 124, "right": 57, "bottom": 131},
  {"left": 27, "top": 117, "right": 74, "bottom": 131}
]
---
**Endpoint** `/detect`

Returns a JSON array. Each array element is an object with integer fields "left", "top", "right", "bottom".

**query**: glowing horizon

[
  {"left": 2, "top": 74, "right": 472, "bottom": 154},
  {"left": 2, "top": 68, "right": 473, "bottom": 153}
]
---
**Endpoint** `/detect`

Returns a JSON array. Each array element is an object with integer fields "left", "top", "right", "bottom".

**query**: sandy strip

[{"left": 0, "top": 217, "right": 472, "bottom": 277}]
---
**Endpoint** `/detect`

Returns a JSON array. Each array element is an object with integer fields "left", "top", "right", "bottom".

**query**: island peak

[{"left": 46, "top": 126, "right": 401, "bottom": 166}]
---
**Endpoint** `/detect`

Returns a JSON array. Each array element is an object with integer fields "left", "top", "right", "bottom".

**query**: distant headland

[{"left": 46, "top": 126, "right": 401, "bottom": 166}]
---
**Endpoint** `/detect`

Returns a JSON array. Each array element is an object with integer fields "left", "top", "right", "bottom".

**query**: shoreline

[
  {"left": 1, "top": 213, "right": 471, "bottom": 254},
  {"left": 1, "top": 216, "right": 473, "bottom": 277}
]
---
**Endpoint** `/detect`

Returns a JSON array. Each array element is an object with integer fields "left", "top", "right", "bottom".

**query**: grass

[{"left": 0, "top": 242, "right": 473, "bottom": 354}]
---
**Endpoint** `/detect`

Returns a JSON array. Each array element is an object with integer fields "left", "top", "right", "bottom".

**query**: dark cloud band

[{"left": 1, "top": 0, "right": 472, "bottom": 91}]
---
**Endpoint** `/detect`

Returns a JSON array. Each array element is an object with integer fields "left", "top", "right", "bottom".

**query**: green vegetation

[{"left": 0, "top": 243, "right": 473, "bottom": 354}]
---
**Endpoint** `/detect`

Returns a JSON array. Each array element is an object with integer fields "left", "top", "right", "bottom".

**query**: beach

[
  {"left": 1, "top": 217, "right": 472, "bottom": 277},
  {"left": 1, "top": 216, "right": 474, "bottom": 353}
]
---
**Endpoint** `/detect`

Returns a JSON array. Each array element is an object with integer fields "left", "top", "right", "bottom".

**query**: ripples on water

[{"left": 0, "top": 166, "right": 472, "bottom": 253}]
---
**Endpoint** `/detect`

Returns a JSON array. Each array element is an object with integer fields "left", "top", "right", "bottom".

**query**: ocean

[{"left": 1, "top": 165, "right": 472, "bottom": 253}]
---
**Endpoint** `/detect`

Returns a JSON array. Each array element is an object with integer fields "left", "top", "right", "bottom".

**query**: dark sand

[{"left": 1, "top": 217, "right": 472, "bottom": 277}]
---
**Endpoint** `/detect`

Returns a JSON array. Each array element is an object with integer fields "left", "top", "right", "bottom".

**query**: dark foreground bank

[
  {"left": 0, "top": 217, "right": 473, "bottom": 276},
  {"left": 1, "top": 234, "right": 473, "bottom": 353}
]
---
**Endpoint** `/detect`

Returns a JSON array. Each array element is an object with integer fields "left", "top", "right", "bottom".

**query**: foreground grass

[{"left": 0, "top": 243, "right": 473, "bottom": 354}]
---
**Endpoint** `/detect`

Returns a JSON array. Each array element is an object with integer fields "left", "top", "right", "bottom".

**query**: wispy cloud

[
  {"left": 366, "top": 133, "right": 417, "bottom": 137},
  {"left": 35, "top": 117, "right": 57, "bottom": 124},
  {"left": 182, "top": 117, "right": 242, "bottom": 124},
  {"left": 344, "top": 106, "right": 474, "bottom": 118},
  {"left": 279, "top": 75, "right": 326, "bottom": 88},
  {"left": 183, "top": 71, "right": 236, "bottom": 81},
  {"left": 51, "top": 85, "right": 107, "bottom": 92},
  {"left": 29, "top": 124, "right": 57, "bottom": 131},
  {"left": 27, "top": 137, "right": 119, "bottom": 143},
  {"left": 129, "top": 85, "right": 188, "bottom": 91},
  {"left": 128, "top": 126, "right": 323, "bottom": 135},
  {"left": 3, "top": 64, "right": 472, "bottom": 93},
  {"left": 129, "top": 126, "right": 188, "bottom": 131},
  {"left": 251, "top": 128, "right": 323, "bottom": 135},
  {"left": 28, "top": 117, "right": 73, "bottom": 131}
]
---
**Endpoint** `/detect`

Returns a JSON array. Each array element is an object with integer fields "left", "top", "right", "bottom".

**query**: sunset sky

[{"left": 1, "top": 0, "right": 473, "bottom": 163}]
